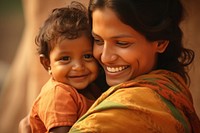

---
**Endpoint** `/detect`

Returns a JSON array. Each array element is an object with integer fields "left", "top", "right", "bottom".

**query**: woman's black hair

[{"left": 88, "top": 0, "right": 194, "bottom": 84}]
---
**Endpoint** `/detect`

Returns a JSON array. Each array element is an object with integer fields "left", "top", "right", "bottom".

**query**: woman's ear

[
  {"left": 39, "top": 54, "right": 50, "bottom": 71},
  {"left": 156, "top": 40, "right": 169, "bottom": 53}
]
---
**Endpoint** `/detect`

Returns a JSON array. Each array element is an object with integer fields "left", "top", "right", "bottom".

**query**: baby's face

[{"left": 49, "top": 35, "right": 99, "bottom": 90}]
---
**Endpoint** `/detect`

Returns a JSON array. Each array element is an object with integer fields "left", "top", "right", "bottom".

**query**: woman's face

[{"left": 92, "top": 8, "right": 164, "bottom": 86}]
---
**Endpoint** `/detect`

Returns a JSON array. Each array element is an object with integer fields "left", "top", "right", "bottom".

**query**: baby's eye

[
  {"left": 83, "top": 54, "right": 94, "bottom": 61},
  {"left": 60, "top": 56, "right": 70, "bottom": 61}
]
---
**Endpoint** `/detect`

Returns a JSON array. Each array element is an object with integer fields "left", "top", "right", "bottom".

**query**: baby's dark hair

[{"left": 36, "top": 1, "right": 91, "bottom": 58}]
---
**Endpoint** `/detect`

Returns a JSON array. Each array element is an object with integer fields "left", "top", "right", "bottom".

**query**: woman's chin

[{"left": 106, "top": 78, "right": 127, "bottom": 86}]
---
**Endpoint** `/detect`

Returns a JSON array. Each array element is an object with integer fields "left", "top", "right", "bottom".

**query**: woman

[
  {"left": 68, "top": 0, "right": 200, "bottom": 132},
  {"left": 20, "top": 0, "right": 200, "bottom": 132}
]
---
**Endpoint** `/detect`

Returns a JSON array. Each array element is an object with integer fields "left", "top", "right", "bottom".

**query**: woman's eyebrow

[
  {"left": 92, "top": 31, "right": 134, "bottom": 39},
  {"left": 91, "top": 31, "right": 99, "bottom": 37}
]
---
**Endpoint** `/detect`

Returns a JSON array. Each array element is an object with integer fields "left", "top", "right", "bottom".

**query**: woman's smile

[{"left": 106, "top": 66, "right": 129, "bottom": 73}]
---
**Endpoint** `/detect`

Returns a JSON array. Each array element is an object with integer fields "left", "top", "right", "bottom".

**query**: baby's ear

[
  {"left": 156, "top": 40, "right": 169, "bottom": 53},
  {"left": 39, "top": 54, "right": 50, "bottom": 71}
]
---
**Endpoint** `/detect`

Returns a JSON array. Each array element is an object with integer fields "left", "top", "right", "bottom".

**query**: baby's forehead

[{"left": 55, "top": 34, "right": 92, "bottom": 46}]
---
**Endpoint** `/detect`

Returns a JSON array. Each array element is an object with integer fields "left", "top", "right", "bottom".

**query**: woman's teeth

[{"left": 106, "top": 66, "right": 128, "bottom": 73}]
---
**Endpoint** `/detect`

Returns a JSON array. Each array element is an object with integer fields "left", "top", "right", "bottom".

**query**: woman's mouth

[{"left": 106, "top": 66, "right": 129, "bottom": 73}]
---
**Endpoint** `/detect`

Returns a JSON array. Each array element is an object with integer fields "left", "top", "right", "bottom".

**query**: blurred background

[
  {"left": 0, "top": 0, "right": 199, "bottom": 133},
  {"left": 0, "top": 0, "right": 24, "bottom": 89}
]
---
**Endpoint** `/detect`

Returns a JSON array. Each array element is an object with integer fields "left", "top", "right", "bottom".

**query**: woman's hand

[{"left": 18, "top": 115, "right": 31, "bottom": 133}]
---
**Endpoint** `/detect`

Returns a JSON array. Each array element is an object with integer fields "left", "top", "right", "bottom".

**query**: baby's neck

[{"left": 78, "top": 86, "right": 96, "bottom": 100}]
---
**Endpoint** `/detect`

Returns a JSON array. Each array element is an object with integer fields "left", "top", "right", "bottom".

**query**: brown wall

[{"left": 181, "top": 0, "right": 200, "bottom": 118}]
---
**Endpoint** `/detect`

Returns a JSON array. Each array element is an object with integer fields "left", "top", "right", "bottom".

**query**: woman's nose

[{"left": 101, "top": 43, "right": 117, "bottom": 64}]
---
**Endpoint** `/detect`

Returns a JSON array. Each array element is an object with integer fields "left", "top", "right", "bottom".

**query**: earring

[{"left": 48, "top": 67, "right": 52, "bottom": 75}]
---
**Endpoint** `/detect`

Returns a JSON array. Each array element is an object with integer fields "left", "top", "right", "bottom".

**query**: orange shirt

[{"left": 30, "top": 78, "right": 95, "bottom": 133}]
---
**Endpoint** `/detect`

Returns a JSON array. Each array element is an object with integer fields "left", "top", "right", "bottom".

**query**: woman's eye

[
  {"left": 116, "top": 41, "right": 131, "bottom": 47},
  {"left": 93, "top": 38, "right": 104, "bottom": 45}
]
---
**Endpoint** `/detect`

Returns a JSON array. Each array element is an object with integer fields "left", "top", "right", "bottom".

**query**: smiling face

[
  {"left": 92, "top": 8, "right": 168, "bottom": 86},
  {"left": 44, "top": 35, "right": 99, "bottom": 90}
]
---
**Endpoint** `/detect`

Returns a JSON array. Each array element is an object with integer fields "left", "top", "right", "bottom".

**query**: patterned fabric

[
  {"left": 30, "top": 78, "right": 96, "bottom": 133},
  {"left": 69, "top": 70, "right": 200, "bottom": 133}
]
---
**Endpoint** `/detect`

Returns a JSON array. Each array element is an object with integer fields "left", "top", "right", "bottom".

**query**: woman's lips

[{"left": 106, "top": 66, "right": 129, "bottom": 73}]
